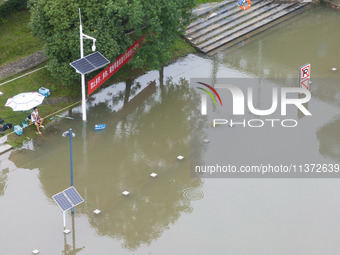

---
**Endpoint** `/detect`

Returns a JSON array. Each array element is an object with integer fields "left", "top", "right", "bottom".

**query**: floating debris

[
  {"left": 177, "top": 155, "right": 184, "bottom": 160},
  {"left": 56, "top": 115, "right": 74, "bottom": 120},
  {"left": 95, "top": 124, "right": 106, "bottom": 131},
  {"left": 32, "top": 250, "right": 40, "bottom": 255},
  {"left": 331, "top": 67, "right": 338, "bottom": 71},
  {"left": 203, "top": 139, "right": 209, "bottom": 143},
  {"left": 150, "top": 173, "right": 158, "bottom": 178},
  {"left": 122, "top": 191, "right": 130, "bottom": 196},
  {"left": 93, "top": 209, "right": 101, "bottom": 215},
  {"left": 63, "top": 229, "right": 71, "bottom": 234}
]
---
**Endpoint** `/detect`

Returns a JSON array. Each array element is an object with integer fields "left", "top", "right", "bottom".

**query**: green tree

[{"left": 28, "top": 0, "right": 195, "bottom": 85}]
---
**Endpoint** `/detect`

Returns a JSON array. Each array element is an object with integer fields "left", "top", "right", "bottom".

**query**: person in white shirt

[{"left": 31, "top": 107, "right": 44, "bottom": 134}]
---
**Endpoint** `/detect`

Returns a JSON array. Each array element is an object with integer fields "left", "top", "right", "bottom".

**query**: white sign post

[{"left": 299, "top": 64, "right": 311, "bottom": 90}]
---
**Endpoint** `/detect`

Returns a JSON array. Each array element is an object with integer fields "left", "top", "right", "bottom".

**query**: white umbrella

[{"left": 5, "top": 92, "right": 45, "bottom": 111}]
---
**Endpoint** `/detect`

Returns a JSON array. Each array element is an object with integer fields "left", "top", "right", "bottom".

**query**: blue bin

[
  {"left": 38, "top": 87, "right": 51, "bottom": 97},
  {"left": 14, "top": 125, "right": 23, "bottom": 136}
]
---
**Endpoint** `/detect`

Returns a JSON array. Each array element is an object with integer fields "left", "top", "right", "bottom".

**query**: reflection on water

[
  {"left": 0, "top": 168, "right": 8, "bottom": 196},
  {"left": 317, "top": 116, "right": 340, "bottom": 162},
  {"left": 217, "top": 6, "right": 340, "bottom": 79},
  {"left": 0, "top": 151, "right": 19, "bottom": 196},
  {"left": 10, "top": 77, "right": 204, "bottom": 251},
  {"left": 1, "top": 5, "right": 340, "bottom": 255},
  {"left": 62, "top": 214, "right": 85, "bottom": 255}
]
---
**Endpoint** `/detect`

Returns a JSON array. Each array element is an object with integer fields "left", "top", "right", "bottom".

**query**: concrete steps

[
  {"left": 185, "top": 0, "right": 312, "bottom": 55},
  {"left": 187, "top": 1, "right": 250, "bottom": 31}
]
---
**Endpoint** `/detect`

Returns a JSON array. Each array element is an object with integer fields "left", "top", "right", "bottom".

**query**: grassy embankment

[
  {"left": 196, "top": 0, "right": 224, "bottom": 4},
  {"left": 0, "top": 10, "right": 43, "bottom": 66},
  {"left": 0, "top": 10, "right": 196, "bottom": 148}
]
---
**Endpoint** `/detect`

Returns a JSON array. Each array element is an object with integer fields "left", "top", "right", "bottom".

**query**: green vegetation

[
  {"left": 0, "top": 35, "right": 195, "bottom": 148},
  {"left": 196, "top": 0, "right": 224, "bottom": 5},
  {"left": 0, "top": 0, "right": 27, "bottom": 22},
  {"left": 0, "top": 65, "right": 79, "bottom": 147},
  {"left": 29, "top": 0, "right": 196, "bottom": 84},
  {"left": 0, "top": 1, "right": 197, "bottom": 148},
  {"left": 0, "top": 10, "right": 43, "bottom": 66},
  {"left": 170, "top": 36, "right": 196, "bottom": 61}
]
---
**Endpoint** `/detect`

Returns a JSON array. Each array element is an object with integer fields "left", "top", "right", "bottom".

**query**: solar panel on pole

[
  {"left": 70, "top": 51, "right": 109, "bottom": 75},
  {"left": 85, "top": 52, "right": 109, "bottom": 68},
  {"left": 63, "top": 186, "right": 84, "bottom": 206},
  {"left": 52, "top": 186, "right": 84, "bottom": 232},
  {"left": 70, "top": 59, "right": 95, "bottom": 75},
  {"left": 52, "top": 192, "right": 73, "bottom": 212}
]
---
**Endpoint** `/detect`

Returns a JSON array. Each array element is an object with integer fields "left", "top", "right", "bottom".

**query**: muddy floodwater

[{"left": 1, "top": 5, "right": 340, "bottom": 255}]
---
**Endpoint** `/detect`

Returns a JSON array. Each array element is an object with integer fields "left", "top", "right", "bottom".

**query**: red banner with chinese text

[{"left": 88, "top": 36, "right": 145, "bottom": 95}]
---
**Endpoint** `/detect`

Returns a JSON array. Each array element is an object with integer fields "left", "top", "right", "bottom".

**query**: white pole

[
  {"left": 79, "top": 9, "right": 87, "bottom": 121},
  {"left": 63, "top": 211, "right": 66, "bottom": 228},
  {"left": 81, "top": 74, "right": 87, "bottom": 121}
]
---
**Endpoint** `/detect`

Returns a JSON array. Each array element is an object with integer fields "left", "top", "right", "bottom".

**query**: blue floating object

[
  {"left": 238, "top": 0, "right": 245, "bottom": 5},
  {"left": 50, "top": 117, "right": 54, "bottom": 120},
  {"left": 95, "top": 124, "right": 106, "bottom": 131}
]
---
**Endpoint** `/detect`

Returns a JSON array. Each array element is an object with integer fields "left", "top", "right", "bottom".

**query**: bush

[{"left": 0, "top": 0, "right": 27, "bottom": 22}]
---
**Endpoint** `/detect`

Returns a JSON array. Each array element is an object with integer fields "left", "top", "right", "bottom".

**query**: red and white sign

[
  {"left": 299, "top": 64, "right": 311, "bottom": 90},
  {"left": 88, "top": 36, "right": 145, "bottom": 95}
]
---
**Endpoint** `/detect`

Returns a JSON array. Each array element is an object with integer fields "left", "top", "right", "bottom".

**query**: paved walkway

[
  {"left": 0, "top": 144, "right": 12, "bottom": 155},
  {"left": 0, "top": 51, "right": 47, "bottom": 81},
  {"left": 0, "top": 135, "right": 12, "bottom": 155}
]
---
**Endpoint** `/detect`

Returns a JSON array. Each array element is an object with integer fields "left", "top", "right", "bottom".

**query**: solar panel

[
  {"left": 70, "top": 58, "right": 95, "bottom": 74},
  {"left": 52, "top": 192, "right": 73, "bottom": 212},
  {"left": 85, "top": 52, "right": 109, "bottom": 68},
  {"left": 64, "top": 186, "right": 84, "bottom": 206},
  {"left": 70, "top": 52, "right": 109, "bottom": 75}
]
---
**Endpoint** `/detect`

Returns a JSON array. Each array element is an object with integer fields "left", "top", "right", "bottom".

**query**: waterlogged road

[{"left": 0, "top": 5, "right": 340, "bottom": 255}]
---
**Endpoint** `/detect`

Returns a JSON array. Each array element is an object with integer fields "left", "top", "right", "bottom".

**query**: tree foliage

[{"left": 28, "top": 0, "right": 195, "bottom": 85}]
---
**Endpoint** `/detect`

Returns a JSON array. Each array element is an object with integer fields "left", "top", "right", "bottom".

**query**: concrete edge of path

[
  {"left": 0, "top": 143, "right": 13, "bottom": 155},
  {"left": 0, "top": 51, "right": 48, "bottom": 81}
]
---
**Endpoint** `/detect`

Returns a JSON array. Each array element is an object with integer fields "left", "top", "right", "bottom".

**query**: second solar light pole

[{"left": 69, "top": 128, "right": 74, "bottom": 214}]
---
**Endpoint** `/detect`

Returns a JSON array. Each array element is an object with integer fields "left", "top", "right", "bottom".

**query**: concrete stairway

[{"left": 185, "top": 0, "right": 311, "bottom": 55}]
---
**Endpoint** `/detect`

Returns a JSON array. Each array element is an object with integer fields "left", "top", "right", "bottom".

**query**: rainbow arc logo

[{"left": 196, "top": 82, "right": 223, "bottom": 106}]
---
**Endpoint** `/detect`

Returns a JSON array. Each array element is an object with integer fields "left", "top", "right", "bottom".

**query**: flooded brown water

[{"left": 1, "top": 5, "right": 340, "bottom": 255}]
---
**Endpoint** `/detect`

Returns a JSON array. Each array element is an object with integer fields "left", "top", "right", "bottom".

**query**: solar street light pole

[
  {"left": 79, "top": 9, "right": 97, "bottom": 121},
  {"left": 79, "top": 9, "right": 87, "bottom": 121},
  {"left": 62, "top": 129, "right": 76, "bottom": 214},
  {"left": 69, "top": 128, "right": 74, "bottom": 214},
  {"left": 63, "top": 211, "right": 66, "bottom": 228}
]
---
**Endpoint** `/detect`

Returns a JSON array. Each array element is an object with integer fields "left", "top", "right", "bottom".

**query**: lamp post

[
  {"left": 62, "top": 128, "right": 76, "bottom": 213},
  {"left": 79, "top": 8, "right": 96, "bottom": 121}
]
